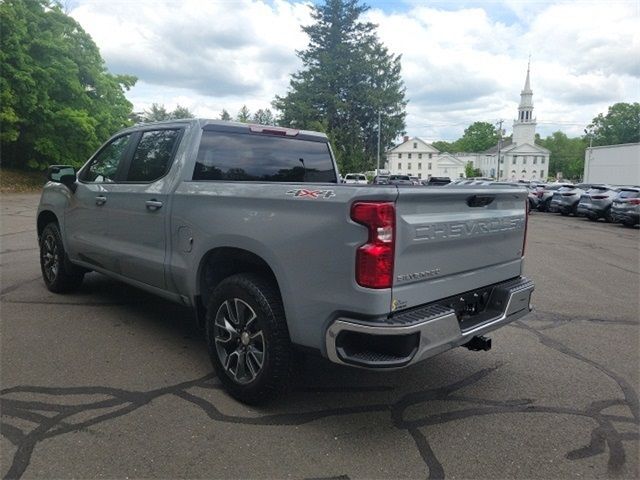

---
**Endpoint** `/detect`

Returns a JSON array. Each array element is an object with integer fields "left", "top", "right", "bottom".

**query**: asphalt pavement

[{"left": 1, "top": 193, "right": 638, "bottom": 479}]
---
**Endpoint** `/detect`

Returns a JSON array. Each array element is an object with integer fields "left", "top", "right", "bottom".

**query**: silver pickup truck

[{"left": 38, "top": 119, "right": 534, "bottom": 403}]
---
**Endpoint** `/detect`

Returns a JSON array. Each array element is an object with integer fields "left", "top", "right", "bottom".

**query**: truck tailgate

[{"left": 392, "top": 186, "right": 527, "bottom": 311}]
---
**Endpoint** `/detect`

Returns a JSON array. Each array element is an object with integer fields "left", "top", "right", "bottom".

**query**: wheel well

[
  {"left": 196, "top": 247, "right": 281, "bottom": 327},
  {"left": 37, "top": 211, "right": 58, "bottom": 238}
]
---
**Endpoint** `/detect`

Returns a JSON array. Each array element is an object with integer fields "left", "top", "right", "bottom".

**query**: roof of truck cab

[{"left": 123, "top": 118, "right": 329, "bottom": 142}]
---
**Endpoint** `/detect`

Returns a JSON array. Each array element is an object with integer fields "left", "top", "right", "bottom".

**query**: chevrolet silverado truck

[{"left": 38, "top": 119, "right": 534, "bottom": 404}]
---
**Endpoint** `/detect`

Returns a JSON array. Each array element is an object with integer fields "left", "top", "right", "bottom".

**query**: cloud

[
  {"left": 71, "top": 0, "right": 311, "bottom": 98},
  {"left": 70, "top": 0, "right": 640, "bottom": 141}
]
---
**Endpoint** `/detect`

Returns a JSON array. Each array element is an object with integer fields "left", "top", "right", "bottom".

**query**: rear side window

[
  {"left": 618, "top": 190, "right": 640, "bottom": 199},
  {"left": 126, "top": 129, "right": 181, "bottom": 182},
  {"left": 193, "top": 131, "right": 336, "bottom": 183},
  {"left": 80, "top": 134, "right": 131, "bottom": 183}
]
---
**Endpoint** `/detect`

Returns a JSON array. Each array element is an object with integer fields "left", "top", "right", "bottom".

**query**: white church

[{"left": 385, "top": 64, "right": 550, "bottom": 181}]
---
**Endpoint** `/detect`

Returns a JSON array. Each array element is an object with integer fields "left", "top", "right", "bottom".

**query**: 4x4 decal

[{"left": 286, "top": 189, "right": 335, "bottom": 199}]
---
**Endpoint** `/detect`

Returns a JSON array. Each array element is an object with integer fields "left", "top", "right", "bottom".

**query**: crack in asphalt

[
  {"left": 524, "top": 309, "right": 638, "bottom": 329},
  {"left": 0, "top": 277, "right": 41, "bottom": 296},
  {"left": 1, "top": 311, "right": 638, "bottom": 479}
]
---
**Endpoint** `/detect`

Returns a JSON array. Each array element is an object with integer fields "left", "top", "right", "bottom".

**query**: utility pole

[
  {"left": 495, "top": 119, "right": 504, "bottom": 180},
  {"left": 376, "top": 111, "right": 381, "bottom": 176}
]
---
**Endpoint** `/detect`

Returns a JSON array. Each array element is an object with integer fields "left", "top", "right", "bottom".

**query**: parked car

[
  {"left": 387, "top": 174, "right": 413, "bottom": 185},
  {"left": 344, "top": 173, "right": 367, "bottom": 184},
  {"left": 372, "top": 175, "right": 390, "bottom": 185},
  {"left": 421, "top": 176, "right": 451, "bottom": 186},
  {"left": 576, "top": 185, "right": 618, "bottom": 222},
  {"left": 549, "top": 185, "right": 585, "bottom": 215},
  {"left": 537, "top": 183, "right": 574, "bottom": 212},
  {"left": 611, "top": 187, "right": 640, "bottom": 227},
  {"left": 38, "top": 119, "right": 533, "bottom": 404}
]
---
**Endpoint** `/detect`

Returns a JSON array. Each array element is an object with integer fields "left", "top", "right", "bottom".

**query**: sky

[{"left": 68, "top": 0, "right": 640, "bottom": 142}]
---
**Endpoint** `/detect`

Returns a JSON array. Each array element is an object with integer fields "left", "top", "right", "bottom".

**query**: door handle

[
  {"left": 95, "top": 195, "right": 107, "bottom": 206},
  {"left": 145, "top": 199, "right": 163, "bottom": 210}
]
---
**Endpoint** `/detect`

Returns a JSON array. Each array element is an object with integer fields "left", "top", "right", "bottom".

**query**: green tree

[
  {"left": 585, "top": 102, "right": 640, "bottom": 146},
  {"left": 464, "top": 161, "right": 482, "bottom": 178},
  {"left": 142, "top": 103, "right": 170, "bottom": 122},
  {"left": 140, "top": 104, "right": 194, "bottom": 122},
  {"left": 0, "top": 0, "right": 136, "bottom": 170},
  {"left": 171, "top": 104, "right": 194, "bottom": 119},
  {"left": 455, "top": 121, "right": 498, "bottom": 152},
  {"left": 272, "top": 0, "right": 406, "bottom": 173},
  {"left": 432, "top": 140, "right": 453, "bottom": 152},
  {"left": 539, "top": 131, "right": 587, "bottom": 180},
  {"left": 252, "top": 108, "right": 275, "bottom": 125},
  {"left": 236, "top": 105, "right": 251, "bottom": 123},
  {"left": 219, "top": 109, "right": 232, "bottom": 121}
]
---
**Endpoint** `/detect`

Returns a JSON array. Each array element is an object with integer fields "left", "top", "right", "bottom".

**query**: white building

[
  {"left": 583, "top": 143, "right": 640, "bottom": 185},
  {"left": 384, "top": 137, "right": 466, "bottom": 180},
  {"left": 386, "top": 63, "right": 550, "bottom": 181}
]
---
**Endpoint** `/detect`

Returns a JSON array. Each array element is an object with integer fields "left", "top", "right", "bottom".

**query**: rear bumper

[
  {"left": 576, "top": 204, "right": 591, "bottom": 215},
  {"left": 611, "top": 210, "right": 639, "bottom": 225},
  {"left": 549, "top": 201, "right": 574, "bottom": 214},
  {"left": 325, "top": 276, "right": 534, "bottom": 369}
]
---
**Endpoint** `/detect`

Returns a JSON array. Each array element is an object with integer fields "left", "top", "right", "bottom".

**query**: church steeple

[
  {"left": 513, "top": 60, "right": 536, "bottom": 146},
  {"left": 523, "top": 59, "right": 532, "bottom": 93}
]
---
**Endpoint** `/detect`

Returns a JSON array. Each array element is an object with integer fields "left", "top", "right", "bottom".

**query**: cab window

[{"left": 79, "top": 134, "right": 131, "bottom": 183}]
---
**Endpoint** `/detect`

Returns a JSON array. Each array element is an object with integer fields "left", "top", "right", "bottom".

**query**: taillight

[
  {"left": 591, "top": 195, "right": 608, "bottom": 200},
  {"left": 628, "top": 198, "right": 640, "bottom": 205},
  {"left": 351, "top": 202, "right": 395, "bottom": 289},
  {"left": 522, "top": 199, "right": 528, "bottom": 257}
]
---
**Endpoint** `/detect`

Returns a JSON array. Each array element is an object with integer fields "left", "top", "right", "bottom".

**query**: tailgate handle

[{"left": 466, "top": 195, "right": 495, "bottom": 207}]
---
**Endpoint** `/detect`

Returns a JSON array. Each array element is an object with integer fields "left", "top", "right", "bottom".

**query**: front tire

[
  {"left": 205, "top": 274, "right": 294, "bottom": 404},
  {"left": 39, "top": 222, "right": 84, "bottom": 293}
]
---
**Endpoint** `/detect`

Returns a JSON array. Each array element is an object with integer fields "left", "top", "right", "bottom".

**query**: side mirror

[{"left": 47, "top": 165, "right": 77, "bottom": 192}]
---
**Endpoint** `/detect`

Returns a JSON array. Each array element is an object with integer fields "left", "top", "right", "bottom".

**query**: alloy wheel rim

[
  {"left": 213, "top": 298, "right": 265, "bottom": 385},
  {"left": 42, "top": 234, "right": 59, "bottom": 283}
]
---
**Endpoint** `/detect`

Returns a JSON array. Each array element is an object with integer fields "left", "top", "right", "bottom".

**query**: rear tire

[
  {"left": 540, "top": 199, "right": 551, "bottom": 212},
  {"left": 205, "top": 273, "right": 294, "bottom": 404},
  {"left": 39, "top": 222, "right": 84, "bottom": 293},
  {"left": 604, "top": 208, "right": 613, "bottom": 223}
]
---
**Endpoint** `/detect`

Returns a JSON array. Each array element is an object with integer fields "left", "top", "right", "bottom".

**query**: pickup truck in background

[{"left": 38, "top": 119, "right": 534, "bottom": 404}]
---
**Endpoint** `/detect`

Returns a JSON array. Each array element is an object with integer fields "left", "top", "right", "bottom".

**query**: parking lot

[{"left": 1, "top": 192, "right": 638, "bottom": 479}]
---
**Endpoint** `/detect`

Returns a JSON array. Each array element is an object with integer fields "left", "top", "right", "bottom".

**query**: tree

[
  {"left": 455, "top": 121, "right": 498, "bottom": 152},
  {"left": 539, "top": 131, "right": 587, "bottom": 180},
  {"left": 585, "top": 102, "right": 640, "bottom": 146},
  {"left": 272, "top": 0, "right": 406, "bottom": 173},
  {"left": 252, "top": 108, "right": 275, "bottom": 125},
  {"left": 141, "top": 103, "right": 194, "bottom": 122},
  {"left": 219, "top": 109, "right": 232, "bottom": 121},
  {"left": 464, "top": 161, "right": 482, "bottom": 178},
  {"left": 142, "top": 103, "right": 170, "bottom": 122},
  {"left": 0, "top": 0, "right": 137, "bottom": 170},
  {"left": 171, "top": 104, "right": 195, "bottom": 119},
  {"left": 236, "top": 105, "right": 251, "bottom": 123},
  {"left": 432, "top": 141, "right": 453, "bottom": 152}
]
